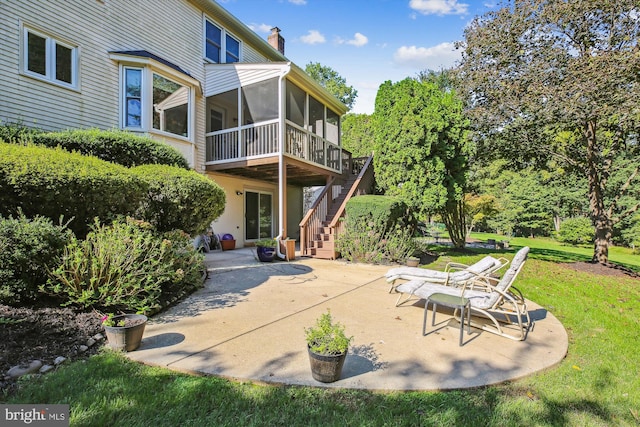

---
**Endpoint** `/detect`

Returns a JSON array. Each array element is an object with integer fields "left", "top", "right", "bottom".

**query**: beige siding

[
  {"left": 207, "top": 172, "right": 280, "bottom": 246},
  {"left": 0, "top": 0, "right": 280, "bottom": 173}
]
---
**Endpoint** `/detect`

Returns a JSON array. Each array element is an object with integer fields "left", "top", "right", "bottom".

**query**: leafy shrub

[
  {"left": 131, "top": 165, "right": 226, "bottom": 235},
  {"left": 0, "top": 142, "right": 146, "bottom": 237},
  {"left": 47, "top": 218, "right": 204, "bottom": 314},
  {"left": 557, "top": 217, "right": 594, "bottom": 245},
  {"left": 31, "top": 128, "right": 190, "bottom": 169},
  {"left": 304, "top": 309, "right": 352, "bottom": 355},
  {"left": 337, "top": 218, "right": 415, "bottom": 264},
  {"left": 337, "top": 196, "right": 416, "bottom": 263},
  {"left": 0, "top": 214, "right": 72, "bottom": 305},
  {"left": 345, "top": 195, "right": 414, "bottom": 230},
  {"left": 0, "top": 122, "right": 38, "bottom": 144}
]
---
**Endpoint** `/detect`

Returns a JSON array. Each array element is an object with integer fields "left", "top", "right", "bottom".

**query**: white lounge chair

[
  {"left": 396, "top": 246, "right": 531, "bottom": 341},
  {"left": 387, "top": 255, "right": 509, "bottom": 305}
]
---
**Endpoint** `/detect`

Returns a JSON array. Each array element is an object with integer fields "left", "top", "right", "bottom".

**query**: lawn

[{"left": 3, "top": 235, "right": 639, "bottom": 426}]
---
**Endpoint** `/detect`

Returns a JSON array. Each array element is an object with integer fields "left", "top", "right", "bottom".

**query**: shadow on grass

[{"left": 5, "top": 351, "right": 628, "bottom": 426}]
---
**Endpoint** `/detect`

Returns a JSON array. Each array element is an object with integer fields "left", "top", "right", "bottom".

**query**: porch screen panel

[
  {"left": 309, "top": 96, "right": 324, "bottom": 137},
  {"left": 326, "top": 108, "right": 340, "bottom": 144},
  {"left": 207, "top": 89, "right": 238, "bottom": 132},
  {"left": 242, "top": 78, "right": 278, "bottom": 125},
  {"left": 286, "top": 81, "right": 305, "bottom": 127}
]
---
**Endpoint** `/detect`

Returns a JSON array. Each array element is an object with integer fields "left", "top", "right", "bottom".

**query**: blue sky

[{"left": 218, "top": 0, "right": 497, "bottom": 114}]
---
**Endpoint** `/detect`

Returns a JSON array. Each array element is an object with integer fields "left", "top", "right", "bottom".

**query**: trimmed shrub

[
  {"left": 131, "top": 164, "right": 226, "bottom": 235},
  {"left": 0, "top": 214, "right": 73, "bottom": 305},
  {"left": 31, "top": 128, "right": 190, "bottom": 169},
  {"left": 0, "top": 142, "right": 146, "bottom": 237},
  {"left": 337, "top": 195, "right": 416, "bottom": 263},
  {"left": 557, "top": 217, "right": 594, "bottom": 245},
  {"left": 344, "top": 195, "right": 413, "bottom": 230},
  {"left": 47, "top": 218, "right": 204, "bottom": 314},
  {"left": 0, "top": 122, "right": 38, "bottom": 144}
]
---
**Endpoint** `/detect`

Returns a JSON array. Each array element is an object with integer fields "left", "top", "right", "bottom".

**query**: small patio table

[{"left": 423, "top": 292, "right": 471, "bottom": 346}]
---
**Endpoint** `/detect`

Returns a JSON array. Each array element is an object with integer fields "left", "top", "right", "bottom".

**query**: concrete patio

[{"left": 125, "top": 247, "right": 568, "bottom": 391}]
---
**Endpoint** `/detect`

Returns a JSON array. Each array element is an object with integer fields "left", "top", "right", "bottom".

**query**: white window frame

[
  {"left": 112, "top": 55, "right": 199, "bottom": 143},
  {"left": 204, "top": 18, "right": 242, "bottom": 64},
  {"left": 21, "top": 24, "right": 79, "bottom": 90}
]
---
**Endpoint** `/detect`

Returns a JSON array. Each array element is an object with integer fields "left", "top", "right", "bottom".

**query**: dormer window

[{"left": 205, "top": 19, "right": 240, "bottom": 63}]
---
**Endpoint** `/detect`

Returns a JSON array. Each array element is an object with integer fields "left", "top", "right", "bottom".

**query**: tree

[
  {"left": 341, "top": 113, "right": 374, "bottom": 157},
  {"left": 305, "top": 62, "right": 358, "bottom": 110},
  {"left": 456, "top": 0, "right": 640, "bottom": 263},
  {"left": 373, "top": 78, "right": 471, "bottom": 248},
  {"left": 464, "top": 193, "right": 498, "bottom": 237}
]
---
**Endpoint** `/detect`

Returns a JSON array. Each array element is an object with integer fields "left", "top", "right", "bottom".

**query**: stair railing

[
  {"left": 328, "top": 155, "right": 374, "bottom": 237},
  {"left": 299, "top": 176, "right": 336, "bottom": 256}
]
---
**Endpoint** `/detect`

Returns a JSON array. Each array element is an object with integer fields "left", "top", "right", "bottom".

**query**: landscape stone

[
  {"left": 54, "top": 356, "right": 67, "bottom": 365},
  {"left": 7, "top": 360, "right": 43, "bottom": 378}
]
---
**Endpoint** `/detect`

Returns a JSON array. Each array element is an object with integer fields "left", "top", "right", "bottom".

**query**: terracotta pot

[
  {"left": 406, "top": 258, "right": 419, "bottom": 268},
  {"left": 220, "top": 239, "right": 236, "bottom": 251}
]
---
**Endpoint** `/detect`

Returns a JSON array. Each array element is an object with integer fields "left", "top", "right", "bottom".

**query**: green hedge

[
  {"left": 338, "top": 195, "right": 416, "bottom": 263},
  {"left": 131, "top": 165, "right": 226, "bottom": 235},
  {"left": 0, "top": 142, "right": 146, "bottom": 237},
  {"left": 0, "top": 214, "right": 73, "bottom": 305},
  {"left": 31, "top": 128, "right": 190, "bottom": 169},
  {"left": 345, "top": 195, "right": 413, "bottom": 229}
]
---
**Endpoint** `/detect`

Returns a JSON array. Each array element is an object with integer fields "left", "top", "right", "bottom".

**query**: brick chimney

[{"left": 268, "top": 27, "right": 285, "bottom": 55}]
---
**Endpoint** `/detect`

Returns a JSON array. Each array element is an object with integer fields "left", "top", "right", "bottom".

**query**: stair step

[{"left": 309, "top": 247, "right": 339, "bottom": 260}]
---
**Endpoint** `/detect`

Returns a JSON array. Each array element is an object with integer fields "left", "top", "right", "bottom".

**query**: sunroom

[{"left": 204, "top": 62, "right": 349, "bottom": 241}]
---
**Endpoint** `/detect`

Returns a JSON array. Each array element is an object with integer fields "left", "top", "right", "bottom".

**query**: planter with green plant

[
  {"left": 255, "top": 238, "right": 277, "bottom": 262},
  {"left": 304, "top": 309, "right": 353, "bottom": 383},
  {"left": 101, "top": 313, "right": 147, "bottom": 352}
]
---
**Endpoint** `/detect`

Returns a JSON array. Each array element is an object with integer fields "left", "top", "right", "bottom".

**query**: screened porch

[{"left": 204, "top": 63, "right": 346, "bottom": 175}]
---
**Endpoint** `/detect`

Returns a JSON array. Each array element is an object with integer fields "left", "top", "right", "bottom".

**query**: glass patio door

[{"left": 245, "top": 191, "right": 273, "bottom": 240}]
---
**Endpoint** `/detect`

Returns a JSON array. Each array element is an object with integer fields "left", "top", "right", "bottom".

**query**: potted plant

[
  {"left": 101, "top": 313, "right": 147, "bottom": 352},
  {"left": 304, "top": 309, "right": 353, "bottom": 383},
  {"left": 255, "top": 238, "right": 277, "bottom": 262},
  {"left": 406, "top": 256, "right": 420, "bottom": 267}
]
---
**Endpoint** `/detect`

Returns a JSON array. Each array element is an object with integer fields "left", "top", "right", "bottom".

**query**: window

[
  {"left": 121, "top": 66, "right": 192, "bottom": 139},
  {"left": 153, "top": 74, "right": 189, "bottom": 137},
  {"left": 23, "top": 26, "right": 78, "bottom": 88},
  {"left": 205, "top": 20, "right": 241, "bottom": 63}
]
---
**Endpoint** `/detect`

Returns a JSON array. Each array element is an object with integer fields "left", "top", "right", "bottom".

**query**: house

[{"left": 0, "top": 0, "right": 374, "bottom": 258}]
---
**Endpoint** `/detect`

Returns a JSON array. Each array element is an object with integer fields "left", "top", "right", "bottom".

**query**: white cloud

[
  {"left": 393, "top": 42, "right": 461, "bottom": 69},
  {"left": 347, "top": 32, "right": 368, "bottom": 47},
  {"left": 289, "top": 0, "right": 307, "bottom": 4},
  {"left": 248, "top": 23, "right": 273, "bottom": 34},
  {"left": 300, "top": 30, "right": 326, "bottom": 45},
  {"left": 409, "top": 0, "right": 469, "bottom": 15}
]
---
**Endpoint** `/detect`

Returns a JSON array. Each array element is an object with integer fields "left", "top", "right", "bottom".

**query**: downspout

[{"left": 276, "top": 63, "right": 292, "bottom": 259}]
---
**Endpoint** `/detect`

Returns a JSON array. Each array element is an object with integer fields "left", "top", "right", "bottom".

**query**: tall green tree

[
  {"left": 373, "top": 78, "right": 471, "bottom": 248},
  {"left": 305, "top": 62, "right": 358, "bottom": 110},
  {"left": 456, "top": 0, "right": 640, "bottom": 263},
  {"left": 341, "top": 113, "right": 374, "bottom": 158}
]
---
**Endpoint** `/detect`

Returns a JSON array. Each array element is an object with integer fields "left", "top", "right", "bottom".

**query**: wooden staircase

[
  {"left": 307, "top": 174, "right": 359, "bottom": 259},
  {"left": 300, "top": 155, "right": 374, "bottom": 260}
]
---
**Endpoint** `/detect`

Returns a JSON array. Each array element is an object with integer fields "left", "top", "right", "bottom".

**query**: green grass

[{"left": 4, "top": 235, "right": 640, "bottom": 426}]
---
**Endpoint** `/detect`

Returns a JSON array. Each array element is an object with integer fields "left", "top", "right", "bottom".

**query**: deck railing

[{"left": 206, "top": 120, "right": 342, "bottom": 173}]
